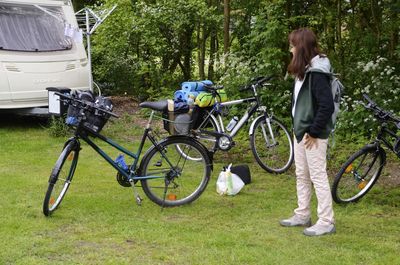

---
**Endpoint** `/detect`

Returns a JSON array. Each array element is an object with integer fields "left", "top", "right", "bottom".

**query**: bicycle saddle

[{"left": 139, "top": 100, "right": 168, "bottom": 112}]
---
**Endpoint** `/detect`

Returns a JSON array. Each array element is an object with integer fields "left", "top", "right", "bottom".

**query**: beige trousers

[{"left": 293, "top": 136, "right": 335, "bottom": 225}]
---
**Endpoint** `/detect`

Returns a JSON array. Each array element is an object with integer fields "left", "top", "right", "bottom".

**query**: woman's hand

[{"left": 304, "top": 134, "right": 318, "bottom": 150}]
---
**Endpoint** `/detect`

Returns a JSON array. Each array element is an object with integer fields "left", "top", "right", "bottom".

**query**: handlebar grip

[
  {"left": 203, "top": 84, "right": 224, "bottom": 91},
  {"left": 101, "top": 108, "right": 119, "bottom": 118}
]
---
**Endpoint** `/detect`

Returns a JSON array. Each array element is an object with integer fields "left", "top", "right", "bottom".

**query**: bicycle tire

[
  {"left": 332, "top": 144, "right": 385, "bottom": 204},
  {"left": 176, "top": 111, "right": 220, "bottom": 161},
  {"left": 43, "top": 140, "right": 80, "bottom": 216},
  {"left": 250, "top": 117, "right": 294, "bottom": 174},
  {"left": 140, "top": 136, "right": 212, "bottom": 207}
]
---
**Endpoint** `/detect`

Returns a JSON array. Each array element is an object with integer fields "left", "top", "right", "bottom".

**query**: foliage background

[{"left": 74, "top": 0, "right": 400, "bottom": 136}]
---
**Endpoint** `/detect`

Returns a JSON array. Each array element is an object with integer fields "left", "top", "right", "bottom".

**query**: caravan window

[{"left": 0, "top": 3, "right": 72, "bottom": 52}]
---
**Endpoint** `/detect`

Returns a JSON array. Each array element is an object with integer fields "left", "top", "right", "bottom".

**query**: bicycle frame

[
  {"left": 198, "top": 86, "right": 274, "bottom": 140},
  {"left": 207, "top": 97, "right": 260, "bottom": 137},
  {"left": 376, "top": 123, "right": 400, "bottom": 158},
  {"left": 74, "top": 111, "right": 175, "bottom": 182}
]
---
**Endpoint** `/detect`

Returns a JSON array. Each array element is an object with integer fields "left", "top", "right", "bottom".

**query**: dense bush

[{"left": 81, "top": 0, "right": 399, "bottom": 136}]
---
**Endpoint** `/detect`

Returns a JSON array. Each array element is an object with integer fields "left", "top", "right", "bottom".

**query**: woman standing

[{"left": 279, "top": 28, "right": 336, "bottom": 236}]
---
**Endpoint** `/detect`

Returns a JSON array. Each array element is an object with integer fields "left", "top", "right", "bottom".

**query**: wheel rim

[
  {"left": 336, "top": 150, "right": 382, "bottom": 202},
  {"left": 176, "top": 114, "right": 219, "bottom": 161},
  {"left": 47, "top": 150, "right": 77, "bottom": 211},
  {"left": 143, "top": 142, "right": 209, "bottom": 205},
  {"left": 48, "top": 181, "right": 70, "bottom": 211},
  {"left": 252, "top": 119, "right": 293, "bottom": 172}
]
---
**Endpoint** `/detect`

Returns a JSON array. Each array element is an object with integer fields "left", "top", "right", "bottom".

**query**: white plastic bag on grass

[{"left": 216, "top": 164, "right": 245, "bottom": 196}]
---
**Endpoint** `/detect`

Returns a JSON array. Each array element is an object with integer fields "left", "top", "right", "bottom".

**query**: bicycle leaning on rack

[
  {"left": 331, "top": 93, "right": 400, "bottom": 204},
  {"left": 190, "top": 76, "right": 294, "bottom": 174},
  {"left": 43, "top": 90, "right": 213, "bottom": 216}
]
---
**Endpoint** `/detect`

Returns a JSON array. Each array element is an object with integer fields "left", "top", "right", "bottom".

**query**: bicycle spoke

[
  {"left": 334, "top": 146, "right": 383, "bottom": 203},
  {"left": 141, "top": 137, "right": 211, "bottom": 206},
  {"left": 43, "top": 142, "right": 79, "bottom": 216},
  {"left": 251, "top": 118, "right": 293, "bottom": 173}
]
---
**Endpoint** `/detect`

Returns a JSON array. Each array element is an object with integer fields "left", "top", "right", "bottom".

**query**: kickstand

[{"left": 129, "top": 179, "right": 142, "bottom": 206}]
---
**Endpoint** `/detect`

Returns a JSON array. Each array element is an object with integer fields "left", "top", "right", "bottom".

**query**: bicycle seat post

[{"left": 146, "top": 111, "right": 155, "bottom": 129}]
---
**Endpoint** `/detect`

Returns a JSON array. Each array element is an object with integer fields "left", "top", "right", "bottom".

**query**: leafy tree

[{"left": 76, "top": 0, "right": 399, "bottom": 135}]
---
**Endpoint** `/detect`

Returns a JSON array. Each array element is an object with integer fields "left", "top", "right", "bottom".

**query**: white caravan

[{"left": 0, "top": 0, "right": 89, "bottom": 114}]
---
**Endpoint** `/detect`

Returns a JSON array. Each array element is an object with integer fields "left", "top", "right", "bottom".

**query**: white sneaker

[
  {"left": 303, "top": 223, "right": 336, "bottom": 236},
  {"left": 279, "top": 215, "right": 311, "bottom": 227}
]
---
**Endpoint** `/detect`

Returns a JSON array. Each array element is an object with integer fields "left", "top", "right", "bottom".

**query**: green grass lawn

[{"left": 0, "top": 115, "right": 399, "bottom": 265}]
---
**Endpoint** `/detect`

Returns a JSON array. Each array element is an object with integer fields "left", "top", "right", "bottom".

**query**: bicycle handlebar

[
  {"left": 361, "top": 93, "right": 400, "bottom": 125},
  {"left": 239, "top": 75, "right": 274, "bottom": 92},
  {"left": 203, "top": 84, "right": 224, "bottom": 91},
  {"left": 55, "top": 92, "right": 119, "bottom": 118},
  {"left": 201, "top": 75, "right": 273, "bottom": 93}
]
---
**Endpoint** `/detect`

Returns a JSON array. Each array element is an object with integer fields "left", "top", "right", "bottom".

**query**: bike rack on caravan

[{"left": 0, "top": 0, "right": 89, "bottom": 115}]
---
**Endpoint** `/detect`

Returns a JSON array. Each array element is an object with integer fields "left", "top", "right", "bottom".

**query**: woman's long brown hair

[{"left": 287, "top": 28, "right": 320, "bottom": 80}]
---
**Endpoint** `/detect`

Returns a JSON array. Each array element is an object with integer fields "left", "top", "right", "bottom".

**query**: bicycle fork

[
  {"left": 262, "top": 117, "right": 278, "bottom": 147},
  {"left": 249, "top": 115, "right": 277, "bottom": 147}
]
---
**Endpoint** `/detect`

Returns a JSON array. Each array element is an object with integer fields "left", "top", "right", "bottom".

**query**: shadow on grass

[{"left": 0, "top": 112, "right": 49, "bottom": 128}]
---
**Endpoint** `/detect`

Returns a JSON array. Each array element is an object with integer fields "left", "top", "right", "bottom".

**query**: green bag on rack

[{"left": 195, "top": 90, "right": 228, "bottom": 108}]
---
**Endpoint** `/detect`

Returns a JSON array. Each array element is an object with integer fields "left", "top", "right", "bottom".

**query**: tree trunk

[
  {"left": 181, "top": 27, "right": 194, "bottom": 80},
  {"left": 198, "top": 22, "right": 208, "bottom": 80},
  {"left": 208, "top": 28, "right": 216, "bottom": 80},
  {"left": 223, "top": 0, "right": 230, "bottom": 54},
  {"left": 196, "top": 23, "right": 203, "bottom": 79},
  {"left": 370, "top": 0, "right": 382, "bottom": 54},
  {"left": 388, "top": 0, "right": 399, "bottom": 58},
  {"left": 336, "top": 0, "right": 344, "bottom": 74}
]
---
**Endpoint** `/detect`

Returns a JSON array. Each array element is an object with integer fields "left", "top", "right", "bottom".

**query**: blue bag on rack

[
  {"left": 174, "top": 80, "right": 213, "bottom": 103},
  {"left": 181, "top": 80, "right": 213, "bottom": 92}
]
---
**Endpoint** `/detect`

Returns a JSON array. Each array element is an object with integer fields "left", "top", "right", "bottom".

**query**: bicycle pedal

[{"left": 136, "top": 196, "right": 143, "bottom": 206}]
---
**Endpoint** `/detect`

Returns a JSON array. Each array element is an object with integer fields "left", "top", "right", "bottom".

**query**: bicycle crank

[{"left": 198, "top": 129, "right": 235, "bottom": 151}]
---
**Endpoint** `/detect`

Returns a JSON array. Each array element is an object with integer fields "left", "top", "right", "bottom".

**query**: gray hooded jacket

[{"left": 292, "top": 55, "right": 334, "bottom": 143}]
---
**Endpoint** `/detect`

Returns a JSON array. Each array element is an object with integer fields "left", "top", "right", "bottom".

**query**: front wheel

[
  {"left": 43, "top": 140, "right": 80, "bottom": 216},
  {"left": 140, "top": 136, "right": 212, "bottom": 207},
  {"left": 250, "top": 117, "right": 294, "bottom": 174},
  {"left": 332, "top": 144, "right": 385, "bottom": 204}
]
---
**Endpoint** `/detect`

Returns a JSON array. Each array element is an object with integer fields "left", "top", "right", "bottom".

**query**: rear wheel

[
  {"left": 250, "top": 117, "right": 293, "bottom": 173},
  {"left": 176, "top": 111, "right": 220, "bottom": 161},
  {"left": 140, "top": 136, "right": 212, "bottom": 207},
  {"left": 332, "top": 144, "right": 385, "bottom": 204},
  {"left": 43, "top": 140, "right": 79, "bottom": 216}
]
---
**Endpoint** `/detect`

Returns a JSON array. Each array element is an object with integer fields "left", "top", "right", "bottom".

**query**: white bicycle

[{"left": 189, "top": 76, "right": 294, "bottom": 174}]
